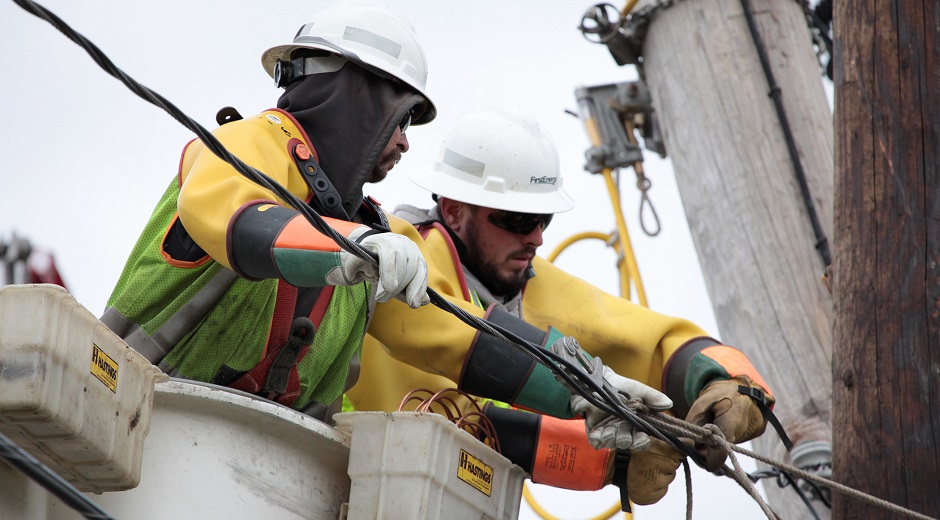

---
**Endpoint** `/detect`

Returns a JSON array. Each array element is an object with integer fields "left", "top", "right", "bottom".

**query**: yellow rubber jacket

[
  {"left": 349, "top": 220, "right": 712, "bottom": 413},
  {"left": 178, "top": 110, "right": 372, "bottom": 270},
  {"left": 364, "top": 221, "right": 487, "bottom": 388}
]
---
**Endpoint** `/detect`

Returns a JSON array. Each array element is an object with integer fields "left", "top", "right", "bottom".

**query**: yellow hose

[
  {"left": 601, "top": 167, "right": 647, "bottom": 306},
  {"left": 568, "top": 116, "right": 648, "bottom": 305},
  {"left": 523, "top": 483, "right": 630, "bottom": 520},
  {"left": 547, "top": 232, "right": 612, "bottom": 263},
  {"left": 621, "top": 0, "right": 639, "bottom": 17}
]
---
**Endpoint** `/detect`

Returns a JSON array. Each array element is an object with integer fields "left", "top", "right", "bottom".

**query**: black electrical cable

[
  {"left": 779, "top": 469, "right": 824, "bottom": 520},
  {"left": 430, "top": 290, "right": 703, "bottom": 463},
  {"left": 740, "top": 0, "right": 832, "bottom": 269},
  {"left": 0, "top": 431, "right": 115, "bottom": 520},
  {"left": 10, "top": 0, "right": 372, "bottom": 265},
  {"left": 748, "top": 465, "right": 830, "bottom": 517}
]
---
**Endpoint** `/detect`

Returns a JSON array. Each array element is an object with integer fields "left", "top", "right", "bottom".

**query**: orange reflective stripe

[
  {"left": 161, "top": 213, "right": 213, "bottom": 268},
  {"left": 700, "top": 345, "right": 774, "bottom": 400},
  {"left": 531, "top": 416, "right": 611, "bottom": 491},
  {"left": 273, "top": 214, "right": 364, "bottom": 252},
  {"left": 321, "top": 216, "right": 363, "bottom": 236}
]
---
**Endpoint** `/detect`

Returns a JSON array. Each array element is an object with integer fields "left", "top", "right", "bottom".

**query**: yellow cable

[
  {"left": 522, "top": 483, "right": 631, "bottom": 520},
  {"left": 601, "top": 167, "right": 647, "bottom": 306},
  {"left": 547, "top": 232, "right": 612, "bottom": 263},
  {"left": 621, "top": 0, "right": 639, "bottom": 17},
  {"left": 579, "top": 115, "right": 649, "bottom": 305}
]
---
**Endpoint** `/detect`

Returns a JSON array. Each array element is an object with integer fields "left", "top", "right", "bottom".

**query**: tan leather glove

[
  {"left": 625, "top": 438, "right": 683, "bottom": 505},
  {"left": 685, "top": 375, "right": 773, "bottom": 470}
]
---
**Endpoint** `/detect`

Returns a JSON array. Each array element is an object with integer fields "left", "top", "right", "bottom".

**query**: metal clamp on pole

[{"left": 575, "top": 80, "right": 665, "bottom": 175}]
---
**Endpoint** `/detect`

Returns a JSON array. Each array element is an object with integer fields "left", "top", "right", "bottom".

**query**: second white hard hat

[
  {"left": 261, "top": 1, "right": 436, "bottom": 124},
  {"left": 410, "top": 106, "right": 574, "bottom": 214}
]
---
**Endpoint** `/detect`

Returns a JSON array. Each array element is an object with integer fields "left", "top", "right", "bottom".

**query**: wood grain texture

[
  {"left": 639, "top": 0, "right": 833, "bottom": 516},
  {"left": 833, "top": 0, "right": 940, "bottom": 517}
]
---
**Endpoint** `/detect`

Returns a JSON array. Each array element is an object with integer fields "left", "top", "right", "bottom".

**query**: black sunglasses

[
  {"left": 487, "top": 210, "right": 553, "bottom": 235},
  {"left": 398, "top": 110, "right": 412, "bottom": 134}
]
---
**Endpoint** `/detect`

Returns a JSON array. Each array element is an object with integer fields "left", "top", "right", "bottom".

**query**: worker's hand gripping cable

[
  {"left": 327, "top": 229, "right": 430, "bottom": 309},
  {"left": 686, "top": 375, "right": 780, "bottom": 471},
  {"left": 550, "top": 336, "right": 671, "bottom": 450}
]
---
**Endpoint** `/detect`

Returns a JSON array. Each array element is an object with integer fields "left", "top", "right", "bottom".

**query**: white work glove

[
  {"left": 552, "top": 336, "right": 673, "bottom": 451},
  {"left": 326, "top": 231, "right": 430, "bottom": 308}
]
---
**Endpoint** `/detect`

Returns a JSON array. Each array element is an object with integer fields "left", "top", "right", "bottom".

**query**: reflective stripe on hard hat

[
  {"left": 307, "top": 25, "right": 403, "bottom": 59},
  {"left": 443, "top": 148, "right": 486, "bottom": 177}
]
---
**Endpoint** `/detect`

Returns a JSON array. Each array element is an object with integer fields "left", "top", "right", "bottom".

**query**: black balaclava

[{"left": 277, "top": 60, "right": 424, "bottom": 217}]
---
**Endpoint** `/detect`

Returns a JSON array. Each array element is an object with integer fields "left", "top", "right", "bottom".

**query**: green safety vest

[{"left": 102, "top": 179, "right": 370, "bottom": 409}]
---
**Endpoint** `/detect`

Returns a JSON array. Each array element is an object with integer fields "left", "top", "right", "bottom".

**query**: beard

[
  {"left": 463, "top": 217, "right": 532, "bottom": 298},
  {"left": 368, "top": 147, "right": 402, "bottom": 183}
]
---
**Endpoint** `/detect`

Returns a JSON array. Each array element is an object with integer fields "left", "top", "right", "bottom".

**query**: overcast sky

[{"left": 0, "top": 0, "right": 822, "bottom": 517}]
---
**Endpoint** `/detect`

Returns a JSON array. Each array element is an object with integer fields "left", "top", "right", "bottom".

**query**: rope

[
  {"left": 636, "top": 406, "right": 937, "bottom": 520},
  {"left": 621, "top": 119, "right": 660, "bottom": 237}
]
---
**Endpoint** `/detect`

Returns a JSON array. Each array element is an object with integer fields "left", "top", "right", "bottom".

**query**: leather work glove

[
  {"left": 326, "top": 232, "right": 430, "bottom": 308},
  {"left": 552, "top": 336, "right": 673, "bottom": 451},
  {"left": 624, "top": 438, "right": 684, "bottom": 505},
  {"left": 685, "top": 375, "right": 773, "bottom": 471}
]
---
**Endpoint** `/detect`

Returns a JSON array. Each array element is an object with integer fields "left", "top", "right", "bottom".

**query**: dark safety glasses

[
  {"left": 487, "top": 210, "right": 553, "bottom": 235},
  {"left": 398, "top": 110, "right": 412, "bottom": 134}
]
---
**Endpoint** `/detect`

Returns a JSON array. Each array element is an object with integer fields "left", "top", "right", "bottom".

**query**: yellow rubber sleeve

[
  {"left": 177, "top": 111, "right": 314, "bottom": 270},
  {"left": 366, "top": 215, "right": 487, "bottom": 383},
  {"left": 522, "top": 256, "right": 710, "bottom": 390}
]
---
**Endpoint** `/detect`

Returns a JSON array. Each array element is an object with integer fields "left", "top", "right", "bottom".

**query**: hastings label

[
  {"left": 91, "top": 344, "right": 119, "bottom": 393},
  {"left": 457, "top": 449, "right": 493, "bottom": 496}
]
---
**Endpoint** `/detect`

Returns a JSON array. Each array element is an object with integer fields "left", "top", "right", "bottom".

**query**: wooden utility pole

[
  {"left": 636, "top": 0, "right": 833, "bottom": 516},
  {"left": 832, "top": 0, "right": 940, "bottom": 518}
]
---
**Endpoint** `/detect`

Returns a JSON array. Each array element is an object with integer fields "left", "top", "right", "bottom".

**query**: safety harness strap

[
  {"left": 612, "top": 450, "right": 632, "bottom": 513},
  {"left": 739, "top": 385, "right": 793, "bottom": 451},
  {"left": 261, "top": 317, "right": 317, "bottom": 398},
  {"left": 227, "top": 284, "right": 334, "bottom": 406},
  {"left": 290, "top": 139, "right": 349, "bottom": 221}
]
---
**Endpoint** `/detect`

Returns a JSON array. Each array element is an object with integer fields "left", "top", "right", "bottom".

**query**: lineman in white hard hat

[
  {"left": 409, "top": 105, "right": 574, "bottom": 300},
  {"left": 261, "top": 0, "right": 435, "bottom": 125},
  {"left": 352, "top": 105, "right": 778, "bottom": 507},
  {"left": 105, "top": 0, "right": 437, "bottom": 418}
]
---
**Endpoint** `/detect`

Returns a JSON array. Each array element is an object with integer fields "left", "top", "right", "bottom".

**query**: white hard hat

[
  {"left": 261, "top": 1, "right": 436, "bottom": 124},
  {"left": 410, "top": 106, "right": 575, "bottom": 214}
]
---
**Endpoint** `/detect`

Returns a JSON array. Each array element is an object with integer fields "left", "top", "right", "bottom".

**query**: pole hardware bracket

[{"left": 575, "top": 80, "right": 666, "bottom": 175}]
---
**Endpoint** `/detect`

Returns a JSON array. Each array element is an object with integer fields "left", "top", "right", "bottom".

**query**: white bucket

[{"left": 38, "top": 380, "right": 352, "bottom": 520}]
